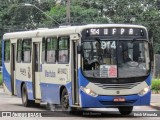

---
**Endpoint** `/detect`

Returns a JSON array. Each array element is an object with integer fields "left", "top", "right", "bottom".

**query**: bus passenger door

[
  {"left": 32, "top": 42, "right": 41, "bottom": 99},
  {"left": 11, "top": 43, "right": 16, "bottom": 95},
  {"left": 71, "top": 40, "right": 79, "bottom": 105}
]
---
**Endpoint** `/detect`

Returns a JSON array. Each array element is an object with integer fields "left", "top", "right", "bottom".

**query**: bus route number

[
  {"left": 90, "top": 29, "right": 100, "bottom": 35},
  {"left": 101, "top": 41, "right": 116, "bottom": 49}
]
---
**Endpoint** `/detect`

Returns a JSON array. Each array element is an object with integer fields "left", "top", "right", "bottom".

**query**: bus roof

[{"left": 3, "top": 24, "right": 147, "bottom": 40}]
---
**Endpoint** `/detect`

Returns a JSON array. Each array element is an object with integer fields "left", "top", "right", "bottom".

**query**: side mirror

[{"left": 77, "top": 45, "right": 82, "bottom": 54}]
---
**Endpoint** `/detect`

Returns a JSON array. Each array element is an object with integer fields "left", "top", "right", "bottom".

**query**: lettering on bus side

[
  {"left": 45, "top": 70, "right": 56, "bottom": 77},
  {"left": 59, "top": 78, "right": 65, "bottom": 81},
  {"left": 58, "top": 68, "right": 67, "bottom": 74},
  {"left": 20, "top": 68, "right": 26, "bottom": 76}
]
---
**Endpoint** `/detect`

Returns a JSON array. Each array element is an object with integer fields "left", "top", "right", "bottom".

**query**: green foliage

[
  {"left": 1, "top": 0, "right": 160, "bottom": 53},
  {"left": 152, "top": 80, "right": 160, "bottom": 92},
  {"left": 46, "top": 5, "right": 66, "bottom": 25},
  {"left": 0, "top": 0, "right": 55, "bottom": 31},
  {"left": 0, "top": 73, "right": 2, "bottom": 85}
]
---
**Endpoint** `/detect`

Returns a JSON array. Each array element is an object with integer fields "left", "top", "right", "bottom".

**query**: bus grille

[
  {"left": 100, "top": 100, "right": 136, "bottom": 105},
  {"left": 94, "top": 82, "right": 141, "bottom": 90}
]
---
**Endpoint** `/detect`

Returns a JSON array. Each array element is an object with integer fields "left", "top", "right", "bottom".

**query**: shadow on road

[{"left": 37, "top": 110, "right": 135, "bottom": 117}]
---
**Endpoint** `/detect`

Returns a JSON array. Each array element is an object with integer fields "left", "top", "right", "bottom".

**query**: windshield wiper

[{"left": 132, "top": 37, "right": 145, "bottom": 43}]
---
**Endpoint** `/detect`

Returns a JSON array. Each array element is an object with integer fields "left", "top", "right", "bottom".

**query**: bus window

[
  {"left": 46, "top": 37, "right": 57, "bottom": 63},
  {"left": 42, "top": 38, "right": 46, "bottom": 64},
  {"left": 58, "top": 37, "right": 69, "bottom": 63},
  {"left": 4, "top": 40, "right": 10, "bottom": 62},
  {"left": 22, "top": 39, "right": 32, "bottom": 63},
  {"left": 17, "top": 39, "right": 22, "bottom": 62}
]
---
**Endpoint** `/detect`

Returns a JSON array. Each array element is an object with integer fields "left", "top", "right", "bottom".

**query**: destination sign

[{"left": 84, "top": 28, "right": 146, "bottom": 37}]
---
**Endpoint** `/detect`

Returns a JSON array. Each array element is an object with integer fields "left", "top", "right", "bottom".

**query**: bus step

[
  {"left": 74, "top": 102, "right": 79, "bottom": 105},
  {"left": 40, "top": 102, "right": 47, "bottom": 106},
  {"left": 35, "top": 99, "right": 41, "bottom": 104},
  {"left": 71, "top": 105, "right": 80, "bottom": 108}
]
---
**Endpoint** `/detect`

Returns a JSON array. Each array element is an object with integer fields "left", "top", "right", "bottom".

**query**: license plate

[{"left": 114, "top": 97, "right": 125, "bottom": 102}]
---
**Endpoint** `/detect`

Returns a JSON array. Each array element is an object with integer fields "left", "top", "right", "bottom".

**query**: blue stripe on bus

[
  {"left": 78, "top": 68, "right": 89, "bottom": 87},
  {"left": 16, "top": 80, "right": 34, "bottom": 100},
  {"left": 65, "top": 82, "right": 72, "bottom": 106},
  {"left": 2, "top": 63, "right": 11, "bottom": 92},
  {"left": 16, "top": 79, "right": 72, "bottom": 105},
  {"left": 40, "top": 82, "right": 72, "bottom": 105},
  {"left": 40, "top": 83, "right": 61, "bottom": 104},
  {"left": 80, "top": 90, "right": 151, "bottom": 107},
  {"left": 16, "top": 79, "right": 72, "bottom": 104},
  {"left": 16, "top": 79, "right": 22, "bottom": 97}
]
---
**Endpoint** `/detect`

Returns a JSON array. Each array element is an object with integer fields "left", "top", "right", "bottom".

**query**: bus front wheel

[
  {"left": 118, "top": 106, "right": 133, "bottom": 115},
  {"left": 21, "top": 84, "right": 33, "bottom": 107},
  {"left": 61, "top": 88, "right": 70, "bottom": 111}
]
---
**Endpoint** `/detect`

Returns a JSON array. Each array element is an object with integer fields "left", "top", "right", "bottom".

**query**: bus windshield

[{"left": 82, "top": 38, "right": 150, "bottom": 78}]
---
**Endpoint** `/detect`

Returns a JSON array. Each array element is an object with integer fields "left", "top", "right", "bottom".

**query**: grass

[
  {"left": 152, "top": 79, "right": 160, "bottom": 93},
  {"left": 0, "top": 73, "right": 2, "bottom": 85}
]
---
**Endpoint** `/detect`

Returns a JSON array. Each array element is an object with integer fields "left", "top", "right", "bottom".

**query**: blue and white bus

[{"left": 2, "top": 24, "right": 153, "bottom": 115}]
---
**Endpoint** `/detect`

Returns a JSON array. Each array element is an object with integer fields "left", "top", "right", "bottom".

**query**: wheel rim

[
  {"left": 62, "top": 95, "right": 69, "bottom": 110},
  {"left": 22, "top": 87, "right": 27, "bottom": 104}
]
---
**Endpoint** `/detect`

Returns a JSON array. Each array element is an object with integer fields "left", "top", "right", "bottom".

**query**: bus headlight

[
  {"left": 80, "top": 86, "right": 98, "bottom": 97},
  {"left": 138, "top": 86, "right": 150, "bottom": 96}
]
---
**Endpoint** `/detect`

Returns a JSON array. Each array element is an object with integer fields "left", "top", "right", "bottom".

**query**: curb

[{"left": 150, "top": 103, "right": 160, "bottom": 110}]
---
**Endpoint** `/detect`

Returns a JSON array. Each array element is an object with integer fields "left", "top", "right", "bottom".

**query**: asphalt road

[{"left": 0, "top": 87, "right": 159, "bottom": 120}]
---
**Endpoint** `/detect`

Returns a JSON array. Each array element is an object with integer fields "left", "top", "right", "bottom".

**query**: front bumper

[{"left": 80, "top": 90, "right": 151, "bottom": 108}]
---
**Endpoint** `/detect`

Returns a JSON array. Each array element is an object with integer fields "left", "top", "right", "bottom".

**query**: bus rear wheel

[
  {"left": 118, "top": 106, "right": 133, "bottom": 115},
  {"left": 61, "top": 89, "right": 70, "bottom": 111},
  {"left": 21, "top": 84, "right": 33, "bottom": 107}
]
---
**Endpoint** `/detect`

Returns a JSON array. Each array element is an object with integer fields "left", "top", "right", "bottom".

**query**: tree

[
  {"left": 1, "top": 0, "right": 160, "bottom": 53},
  {"left": 0, "top": 0, "right": 56, "bottom": 31},
  {"left": 45, "top": 0, "right": 160, "bottom": 53}
]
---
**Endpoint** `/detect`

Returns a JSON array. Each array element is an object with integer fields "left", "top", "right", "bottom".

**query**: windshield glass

[
  {"left": 82, "top": 38, "right": 150, "bottom": 78},
  {"left": 117, "top": 41, "right": 150, "bottom": 78}
]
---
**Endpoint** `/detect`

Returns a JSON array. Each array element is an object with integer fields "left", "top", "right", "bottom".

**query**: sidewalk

[{"left": 150, "top": 94, "right": 160, "bottom": 110}]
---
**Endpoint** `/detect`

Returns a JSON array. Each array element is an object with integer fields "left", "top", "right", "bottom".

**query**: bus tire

[
  {"left": 61, "top": 88, "right": 70, "bottom": 111},
  {"left": 118, "top": 106, "right": 133, "bottom": 115},
  {"left": 21, "top": 84, "right": 33, "bottom": 107}
]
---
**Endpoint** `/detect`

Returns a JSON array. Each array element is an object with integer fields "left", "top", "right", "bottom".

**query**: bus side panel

[
  {"left": 25, "top": 81, "right": 34, "bottom": 100},
  {"left": 40, "top": 83, "right": 61, "bottom": 104},
  {"left": 40, "top": 64, "right": 72, "bottom": 105},
  {"left": 65, "top": 82, "right": 72, "bottom": 106},
  {"left": 16, "top": 79, "right": 22, "bottom": 97},
  {"left": 40, "top": 82, "right": 72, "bottom": 105},
  {"left": 15, "top": 62, "right": 34, "bottom": 100},
  {"left": 2, "top": 63, "right": 11, "bottom": 92},
  {"left": 16, "top": 79, "right": 34, "bottom": 100}
]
